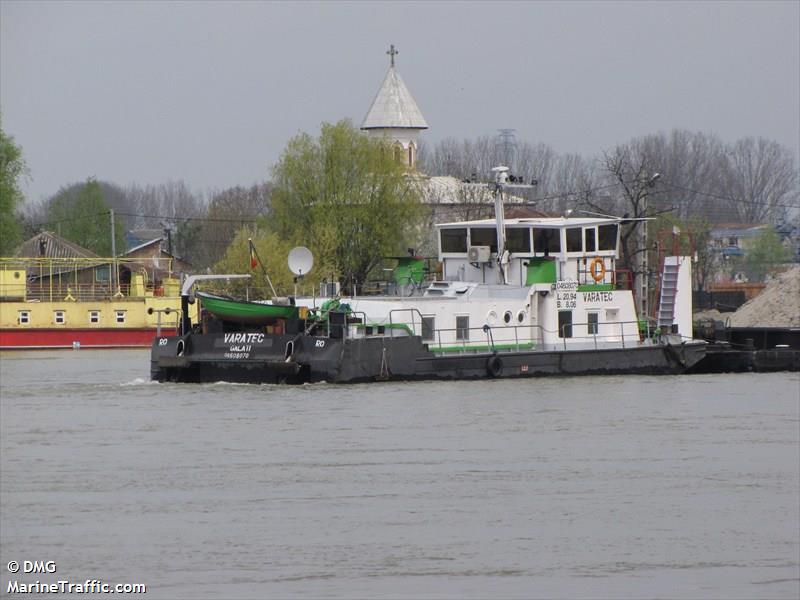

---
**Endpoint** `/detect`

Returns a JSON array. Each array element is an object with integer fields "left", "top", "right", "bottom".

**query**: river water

[{"left": 0, "top": 349, "right": 798, "bottom": 599}]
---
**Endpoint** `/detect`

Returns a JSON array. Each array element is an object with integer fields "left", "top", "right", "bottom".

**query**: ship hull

[
  {"left": 150, "top": 331, "right": 707, "bottom": 384},
  {"left": 1, "top": 328, "right": 178, "bottom": 349}
]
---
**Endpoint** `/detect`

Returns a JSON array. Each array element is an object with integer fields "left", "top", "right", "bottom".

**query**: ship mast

[{"left": 489, "top": 166, "right": 509, "bottom": 263}]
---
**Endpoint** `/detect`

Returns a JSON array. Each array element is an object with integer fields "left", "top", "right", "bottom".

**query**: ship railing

[
  {"left": 321, "top": 310, "right": 371, "bottom": 340},
  {"left": 147, "top": 306, "right": 182, "bottom": 337},
  {"left": 23, "top": 283, "right": 131, "bottom": 302},
  {"left": 21, "top": 282, "right": 174, "bottom": 302},
  {"left": 388, "top": 308, "right": 425, "bottom": 337},
  {"left": 421, "top": 324, "right": 543, "bottom": 354},
  {"left": 376, "top": 310, "right": 651, "bottom": 354},
  {"left": 0, "top": 257, "right": 176, "bottom": 301},
  {"left": 387, "top": 307, "right": 538, "bottom": 353},
  {"left": 421, "top": 321, "right": 646, "bottom": 354},
  {"left": 557, "top": 319, "right": 645, "bottom": 351}
]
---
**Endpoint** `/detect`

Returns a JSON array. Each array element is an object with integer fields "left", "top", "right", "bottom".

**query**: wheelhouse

[{"left": 436, "top": 217, "right": 620, "bottom": 287}]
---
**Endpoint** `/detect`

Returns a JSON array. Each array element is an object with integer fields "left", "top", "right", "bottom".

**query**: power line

[
  {"left": 115, "top": 212, "right": 264, "bottom": 224},
  {"left": 661, "top": 183, "right": 800, "bottom": 210},
  {"left": 31, "top": 210, "right": 266, "bottom": 228},
  {"left": 532, "top": 180, "right": 800, "bottom": 211}
]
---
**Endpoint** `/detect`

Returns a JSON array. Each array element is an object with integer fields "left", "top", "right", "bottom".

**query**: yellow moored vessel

[{"left": 0, "top": 257, "right": 197, "bottom": 349}]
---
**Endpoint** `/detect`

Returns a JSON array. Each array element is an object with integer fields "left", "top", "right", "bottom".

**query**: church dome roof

[{"left": 361, "top": 66, "right": 428, "bottom": 130}]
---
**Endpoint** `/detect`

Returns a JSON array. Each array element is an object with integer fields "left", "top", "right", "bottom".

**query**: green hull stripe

[
  {"left": 428, "top": 342, "right": 536, "bottom": 354},
  {"left": 577, "top": 284, "right": 614, "bottom": 292}
]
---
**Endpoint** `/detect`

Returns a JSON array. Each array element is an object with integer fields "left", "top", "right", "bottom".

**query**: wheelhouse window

[
  {"left": 506, "top": 228, "right": 531, "bottom": 253},
  {"left": 469, "top": 228, "right": 498, "bottom": 253},
  {"left": 584, "top": 227, "right": 597, "bottom": 252},
  {"left": 54, "top": 310, "right": 65, "bottom": 324},
  {"left": 566, "top": 228, "right": 582, "bottom": 252},
  {"left": 558, "top": 310, "right": 573, "bottom": 338},
  {"left": 89, "top": 310, "right": 100, "bottom": 324},
  {"left": 115, "top": 311, "right": 126, "bottom": 324},
  {"left": 587, "top": 312, "right": 599, "bottom": 335},
  {"left": 533, "top": 228, "right": 561, "bottom": 254},
  {"left": 598, "top": 224, "right": 618, "bottom": 251},
  {"left": 456, "top": 315, "right": 469, "bottom": 341},
  {"left": 440, "top": 228, "right": 468, "bottom": 253},
  {"left": 18, "top": 311, "right": 30, "bottom": 325}
]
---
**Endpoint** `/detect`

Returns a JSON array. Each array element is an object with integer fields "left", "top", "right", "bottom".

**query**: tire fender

[{"left": 486, "top": 354, "right": 503, "bottom": 377}]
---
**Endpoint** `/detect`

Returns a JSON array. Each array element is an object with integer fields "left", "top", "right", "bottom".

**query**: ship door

[{"left": 529, "top": 293, "right": 541, "bottom": 345}]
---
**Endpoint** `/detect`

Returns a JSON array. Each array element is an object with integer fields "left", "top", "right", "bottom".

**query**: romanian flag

[{"left": 248, "top": 239, "right": 258, "bottom": 269}]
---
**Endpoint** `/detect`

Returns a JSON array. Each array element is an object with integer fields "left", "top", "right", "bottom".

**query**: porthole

[
  {"left": 486, "top": 310, "right": 498, "bottom": 325},
  {"left": 516, "top": 310, "right": 526, "bottom": 324},
  {"left": 503, "top": 310, "right": 513, "bottom": 324}
]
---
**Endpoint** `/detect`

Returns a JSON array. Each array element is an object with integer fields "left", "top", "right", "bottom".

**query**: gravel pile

[
  {"left": 728, "top": 266, "right": 800, "bottom": 327},
  {"left": 693, "top": 308, "right": 733, "bottom": 324}
]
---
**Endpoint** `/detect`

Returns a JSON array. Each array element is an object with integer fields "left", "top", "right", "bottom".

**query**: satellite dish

[{"left": 288, "top": 246, "right": 314, "bottom": 276}]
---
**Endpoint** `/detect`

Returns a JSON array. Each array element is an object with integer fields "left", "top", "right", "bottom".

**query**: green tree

[
  {"left": 45, "top": 178, "right": 126, "bottom": 255},
  {"left": 270, "top": 120, "right": 424, "bottom": 288},
  {"left": 0, "top": 118, "right": 28, "bottom": 255},
  {"left": 743, "top": 227, "right": 792, "bottom": 281}
]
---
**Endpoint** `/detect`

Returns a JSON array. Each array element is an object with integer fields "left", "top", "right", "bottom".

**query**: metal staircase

[{"left": 657, "top": 260, "right": 680, "bottom": 331}]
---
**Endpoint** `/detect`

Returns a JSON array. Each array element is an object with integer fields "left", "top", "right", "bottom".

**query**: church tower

[{"left": 361, "top": 44, "right": 428, "bottom": 170}]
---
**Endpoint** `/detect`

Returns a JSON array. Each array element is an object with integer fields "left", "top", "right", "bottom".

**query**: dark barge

[
  {"left": 151, "top": 310, "right": 707, "bottom": 384},
  {"left": 689, "top": 324, "right": 800, "bottom": 373}
]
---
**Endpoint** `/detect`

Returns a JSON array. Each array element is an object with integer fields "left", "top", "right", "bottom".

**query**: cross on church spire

[{"left": 386, "top": 44, "right": 398, "bottom": 68}]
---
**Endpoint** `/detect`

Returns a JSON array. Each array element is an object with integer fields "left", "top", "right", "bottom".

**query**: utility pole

[
  {"left": 639, "top": 173, "right": 661, "bottom": 321},
  {"left": 110, "top": 208, "right": 117, "bottom": 293}
]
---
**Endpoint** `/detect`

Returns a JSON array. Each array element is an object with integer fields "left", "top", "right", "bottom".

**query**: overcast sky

[{"left": 2, "top": 0, "right": 798, "bottom": 204}]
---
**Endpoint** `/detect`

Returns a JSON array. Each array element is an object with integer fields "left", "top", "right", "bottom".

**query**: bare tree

[
  {"left": 192, "top": 183, "right": 272, "bottom": 268},
  {"left": 633, "top": 130, "right": 727, "bottom": 220},
  {"left": 126, "top": 181, "right": 205, "bottom": 229},
  {"left": 718, "top": 137, "right": 799, "bottom": 224},
  {"left": 535, "top": 153, "right": 599, "bottom": 215},
  {"left": 417, "top": 129, "right": 798, "bottom": 255},
  {"left": 586, "top": 144, "right": 668, "bottom": 316},
  {"left": 418, "top": 135, "right": 559, "bottom": 201}
]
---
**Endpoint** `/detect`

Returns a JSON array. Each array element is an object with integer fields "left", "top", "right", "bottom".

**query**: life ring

[
  {"left": 486, "top": 355, "right": 503, "bottom": 378},
  {"left": 589, "top": 257, "right": 606, "bottom": 283}
]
